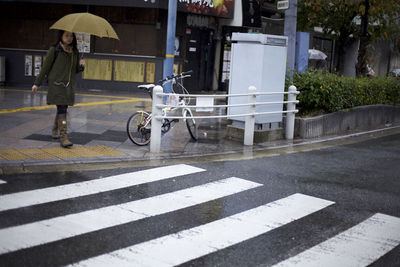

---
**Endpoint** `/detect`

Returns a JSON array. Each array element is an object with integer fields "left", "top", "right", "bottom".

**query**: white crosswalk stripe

[
  {"left": 0, "top": 177, "right": 262, "bottom": 255},
  {"left": 0, "top": 179, "right": 6, "bottom": 184},
  {"left": 69, "top": 193, "right": 335, "bottom": 267},
  {"left": 1, "top": 164, "right": 399, "bottom": 267},
  {"left": 0, "top": 164, "right": 205, "bottom": 212},
  {"left": 272, "top": 213, "right": 400, "bottom": 267}
]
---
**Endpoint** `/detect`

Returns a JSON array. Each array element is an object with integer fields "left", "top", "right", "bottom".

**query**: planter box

[
  {"left": 295, "top": 105, "right": 400, "bottom": 139},
  {"left": 226, "top": 125, "right": 284, "bottom": 143}
]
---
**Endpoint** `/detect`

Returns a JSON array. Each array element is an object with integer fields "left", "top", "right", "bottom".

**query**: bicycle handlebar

[
  {"left": 138, "top": 70, "right": 193, "bottom": 98},
  {"left": 181, "top": 70, "right": 193, "bottom": 76},
  {"left": 157, "top": 70, "right": 193, "bottom": 85}
]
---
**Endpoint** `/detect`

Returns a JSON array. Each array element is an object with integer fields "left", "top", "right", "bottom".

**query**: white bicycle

[{"left": 126, "top": 71, "right": 197, "bottom": 146}]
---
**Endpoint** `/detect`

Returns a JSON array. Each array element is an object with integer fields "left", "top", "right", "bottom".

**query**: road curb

[{"left": 1, "top": 125, "right": 399, "bottom": 175}]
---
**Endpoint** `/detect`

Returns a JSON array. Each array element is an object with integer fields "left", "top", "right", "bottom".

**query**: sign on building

[
  {"left": 178, "top": 0, "right": 235, "bottom": 18},
  {"left": 277, "top": 0, "right": 289, "bottom": 10}
]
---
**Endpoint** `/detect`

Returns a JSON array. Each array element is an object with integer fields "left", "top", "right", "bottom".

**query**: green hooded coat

[{"left": 34, "top": 45, "right": 83, "bottom": 106}]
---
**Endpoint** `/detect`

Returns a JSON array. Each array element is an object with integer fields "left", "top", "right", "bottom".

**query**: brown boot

[
  {"left": 58, "top": 113, "right": 73, "bottom": 148},
  {"left": 51, "top": 114, "right": 59, "bottom": 139}
]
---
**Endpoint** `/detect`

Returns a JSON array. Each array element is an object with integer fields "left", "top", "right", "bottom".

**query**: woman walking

[{"left": 32, "top": 31, "right": 85, "bottom": 148}]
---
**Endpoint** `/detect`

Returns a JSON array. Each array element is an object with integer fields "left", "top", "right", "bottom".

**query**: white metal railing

[{"left": 150, "top": 85, "right": 299, "bottom": 153}]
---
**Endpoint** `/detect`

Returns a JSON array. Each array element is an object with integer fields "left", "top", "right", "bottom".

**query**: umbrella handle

[{"left": 79, "top": 53, "right": 85, "bottom": 68}]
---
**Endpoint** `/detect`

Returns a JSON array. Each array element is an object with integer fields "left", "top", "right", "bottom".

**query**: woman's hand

[
  {"left": 79, "top": 59, "right": 85, "bottom": 67},
  {"left": 32, "top": 85, "right": 38, "bottom": 94}
]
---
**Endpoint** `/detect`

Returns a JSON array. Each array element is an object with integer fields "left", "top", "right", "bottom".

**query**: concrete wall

[{"left": 295, "top": 105, "right": 400, "bottom": 139}]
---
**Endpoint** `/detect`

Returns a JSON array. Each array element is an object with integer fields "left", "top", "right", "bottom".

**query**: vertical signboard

[
  {"left": 34, "top": 56, "right": 42, "bottom": 76},
  {"left": 24, "top": 55, "right": 32, "bottom": 76}
]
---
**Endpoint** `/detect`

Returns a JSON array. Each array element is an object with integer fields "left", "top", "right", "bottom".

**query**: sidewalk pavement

[{"left": 1, "top": 87, "right": 399, "bottom": 174}]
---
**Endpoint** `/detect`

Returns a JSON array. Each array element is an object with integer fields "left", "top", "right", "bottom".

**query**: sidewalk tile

[
  {"left": 18, "top": 148, "right": 54, "bottom": 160},
  {"left": 0, "top": 149, "right": 30, "bottom": 160}
]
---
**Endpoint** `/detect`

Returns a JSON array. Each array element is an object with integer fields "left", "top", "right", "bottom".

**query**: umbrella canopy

[
  {"left": 308, "top": 49, "right": 327, "bottom": 60},
  {"left": 50, "top": 12, "right": 119, "bottom": 40}
]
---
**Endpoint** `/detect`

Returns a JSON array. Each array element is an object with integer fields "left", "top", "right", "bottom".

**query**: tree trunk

[
  {"left": 335, "top": 41, "right": 346, "bottom": 75},
  {"left": 356, "top": 0, "right": 371, "bottom": 76},
  {"left": 335, "top": 30, "right": 352, "bottom": 75}
]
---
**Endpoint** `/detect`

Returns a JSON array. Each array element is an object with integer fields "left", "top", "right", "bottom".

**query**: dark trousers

[{"left": 56, "top": 105, "right": 68, "bottom": 115}]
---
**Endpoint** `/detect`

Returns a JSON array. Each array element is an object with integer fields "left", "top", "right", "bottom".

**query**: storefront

[
  {"left": 0, "top": 1, "right": 169, "bottom": 90},
  {"left": 179, "top": 15, "right": 217, "bottom": 91},
  {"left": 177, "top": 0, "right": 235, "bottom": 91},
  {"left": 0, "top": 0, "right": 239, "bottom": 91}
]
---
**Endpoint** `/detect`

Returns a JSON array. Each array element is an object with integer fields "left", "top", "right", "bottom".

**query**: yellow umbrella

[{"left": 50, "top": 12, "right": 119, "bottom": 40}]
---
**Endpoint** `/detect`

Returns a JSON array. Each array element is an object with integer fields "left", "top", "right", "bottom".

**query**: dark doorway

[{"left": 184, "top": 27, "right": 215, "bottom": 92}]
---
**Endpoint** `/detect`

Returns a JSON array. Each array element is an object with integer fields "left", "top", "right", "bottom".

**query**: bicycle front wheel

[
  {"left": 183, "top": 109, "right": 198, "bottom": 141},
  {"left": 127, "top": 111, "right": 151, "bottom": 146}
]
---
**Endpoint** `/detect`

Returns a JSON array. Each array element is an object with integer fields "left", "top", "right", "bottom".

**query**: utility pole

[
  {"left": 284, "top": 0, "right": 297, "bottom": 78},
  {"left": 163, "top": 0, "right": 177, "bottom": 93}
]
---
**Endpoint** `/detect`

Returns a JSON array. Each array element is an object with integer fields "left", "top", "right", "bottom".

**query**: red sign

[{"left": 178, "top": 0, "right": 235, "bottom": 19}]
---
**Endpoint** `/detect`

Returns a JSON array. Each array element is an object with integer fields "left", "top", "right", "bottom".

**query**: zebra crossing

[
  {"left": 0, "top": 164, "right": 399, "bottom": 266},
  {"left": 273, "top": 213, "right": 400, "bottom": 267},
  {"left": 0, "top": 164, "right": 205, "bottom": 212}
]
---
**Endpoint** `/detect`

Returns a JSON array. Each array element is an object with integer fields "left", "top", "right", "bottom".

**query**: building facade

[{"left": 0, "top": 0, "right": 283, "bottom": 91}]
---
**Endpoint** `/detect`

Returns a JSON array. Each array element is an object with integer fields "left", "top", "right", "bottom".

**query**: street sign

[{"left": 277, "top": 0, "right": 289, "bottom": 10}]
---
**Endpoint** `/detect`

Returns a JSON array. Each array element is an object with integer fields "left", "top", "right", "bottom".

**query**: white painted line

[
  {"left": 273, "top": 213, "right": 400, "bottom": 267},
  {"left": 0, "top": 164, "right": 205, "bottom": 212},
  {"left": 0, "top": 177, "right": 262, "bottom": 255},
  {"left": 0, "top": 179, "right": 6, "bottom": 184},
  {"left": 70, "top": 193, "right": 334, "bottom": 267}
]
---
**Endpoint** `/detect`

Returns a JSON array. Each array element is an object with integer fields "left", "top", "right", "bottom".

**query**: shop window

[
  {"left": 82, "top": 59, "right": 112, "bottom": 81},
  {"left": 114, "top": 60, "right": 145, "bottom": 82}
]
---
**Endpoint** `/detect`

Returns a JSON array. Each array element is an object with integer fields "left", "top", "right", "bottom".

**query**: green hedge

[{"left": 286, "top": 71, "right": 400, "bottom": 116}]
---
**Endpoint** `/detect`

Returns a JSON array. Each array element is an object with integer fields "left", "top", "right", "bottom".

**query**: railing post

[
  {"left": 285, "top": 85, "right": 297, "bottom": 140},
  {"left": 150, "top": 86, "right": 163, "bottom": 153},
  {"left": 244, "top": 86, "right": 257, "bottom": 146}
]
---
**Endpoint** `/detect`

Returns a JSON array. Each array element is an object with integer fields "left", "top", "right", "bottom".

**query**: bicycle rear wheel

[
  {"left": 183, "top": 109, "right": 198, "bottom": 141},
  {"left": 126, "top": 111, "right": 151, "bottom": 146}
]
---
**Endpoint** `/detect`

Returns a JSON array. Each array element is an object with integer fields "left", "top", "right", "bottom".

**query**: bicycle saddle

[{"left": 138, "top": 84, "right": 155, "bottom": 89}]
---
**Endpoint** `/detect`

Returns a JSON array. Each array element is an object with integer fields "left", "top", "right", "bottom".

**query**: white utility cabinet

[{"left": 228, "top": 33, "right": 288, "bottom": 125}]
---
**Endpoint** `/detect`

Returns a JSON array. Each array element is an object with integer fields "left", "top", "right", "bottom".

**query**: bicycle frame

[
  {"left": 137, "top": 111, "right": 152, "bottom": 129},
  {"left": 127, "top": 70, "right": 197, "bottom": 146}
]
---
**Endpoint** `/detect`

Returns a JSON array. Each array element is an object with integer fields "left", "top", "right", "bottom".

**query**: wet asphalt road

[{"left": 0, "top": 133, "right": 399, "bottom": 266}]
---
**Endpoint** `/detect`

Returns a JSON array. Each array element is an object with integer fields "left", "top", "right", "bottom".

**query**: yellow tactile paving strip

[
  {"left": 43, "top": 147, "right": 83, "bottom": 159},
  {"left": 89, "top": 146, "right": 127, "bottom": 157},
  {"left": 18, "top": 148, "right": 54, "bottom": 160},
  {"left": 67, "top": 146, "right": 106, "bottom": 157},
  {"left": 0, "top": 146, "right": 126, "bottom": 161},
  {"left": 0, "top": 149, "right": 31, "bottom": 160}
]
